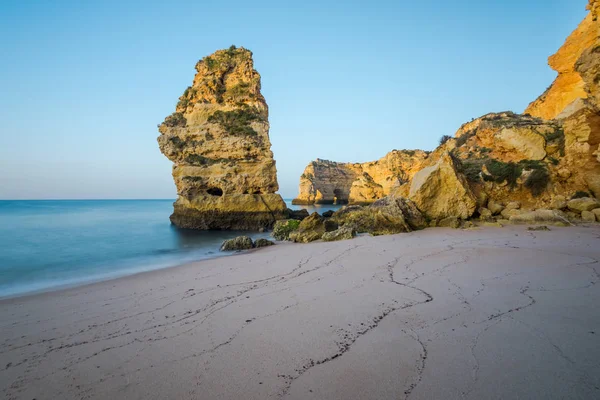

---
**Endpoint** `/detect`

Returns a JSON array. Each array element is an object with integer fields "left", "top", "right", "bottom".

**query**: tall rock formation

[
  {"left": 525, "top": 5, "right": 597, "bottom": 120},
  {"left": 525, "top": 0, "right": 600, "bottom": 197},
  {"left": 292, "top": 150, "right": 429, "bottom": 205},
  {"left": 157, "top": 46, "right": 287, "bottom": 230}
]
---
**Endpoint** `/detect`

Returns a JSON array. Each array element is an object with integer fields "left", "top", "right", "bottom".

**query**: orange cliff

[{"left": 525, "top": 0, "right": 599, "bottom": 120}]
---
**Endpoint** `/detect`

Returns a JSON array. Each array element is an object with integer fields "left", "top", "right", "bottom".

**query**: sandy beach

[{"left": 1, "top": 225, "right": 599, "bottom": 399}]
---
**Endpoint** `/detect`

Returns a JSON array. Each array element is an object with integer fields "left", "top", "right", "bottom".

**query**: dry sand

[{"left": 1, "top": 225, "right": 599, "bottom": 399}]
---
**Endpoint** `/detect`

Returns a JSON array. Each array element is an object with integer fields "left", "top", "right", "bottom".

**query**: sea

[{"left": 0, "top": 200, "right": 343, "bottom": 299}]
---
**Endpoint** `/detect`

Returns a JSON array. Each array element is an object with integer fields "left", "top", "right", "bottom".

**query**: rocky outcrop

[
  {"left": 408, "top": 152, "right": 477, "bottom": 220},
  {"left": 567, "top": 197, "right": 600, "bottom": 212},
  {"left": 220, "top": 236, "right": 275, "bottom": 251},
  {"left": 289, "top": 213, "right": 328, "bottom": 243},
  {"left": 292, "top": 150, "right": 429, "bottom": 205},
  {"left": 220, "top": 236, "right": 253, "bottom": 251},
  {"left": 525, "top": 1, "right": 598, "bottom": 120},
  {"left": 157, "top": 46, "right": 286, "bottom": 230},
  {"left": 331, "top": 197, "right": 426, "bottom": 235}
]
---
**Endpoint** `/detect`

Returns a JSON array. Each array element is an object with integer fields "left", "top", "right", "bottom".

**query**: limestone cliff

[
  {"left": 292, "top": 150, "right": 429, "bottom": 205},
  {"left": 157, "top": 46, "right": 286, "bottom": 230},
  {"left": 525, "top": 0, "right": 598, "bottom": 120}
]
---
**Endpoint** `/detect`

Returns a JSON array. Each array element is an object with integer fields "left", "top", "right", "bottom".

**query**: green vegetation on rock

[
  {"left": 544, "top": 127, "right": 565, "bottom": 156},
  {"left": 163, "top": 112, "right": 186, "bottom": 128},
  {"left": 455, "top": 131, "right": 475, "bottom": 147},
  {"left": 483, "top": 160, "right": 522, "bottom": 187},
  {"left": 207, "top": 105, "right": 264, "bottom": 136},
  {"left": 524, "top": 168, "right": 550, "bottom": 197},
  {"left": 439, "top": 135, "right": 452, "bottom": 145},
  {"left": 272, "top": 219, "right": 301, "bottom": 241},
  {"left": 572, "top": 191, "right": 591, "bottom": 199}
]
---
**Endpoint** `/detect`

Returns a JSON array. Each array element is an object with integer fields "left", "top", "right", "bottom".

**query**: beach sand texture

[{"left": 1, "top": 226, "right": 599, "bottom": 399}]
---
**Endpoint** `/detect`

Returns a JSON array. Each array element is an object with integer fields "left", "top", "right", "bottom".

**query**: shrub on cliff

[
  {"left": 572, "top": 191, "right": 590, "bottom": 199},
  {"left": 208, "top": 106, "right": 264, "bottom": 136},
  {"left": 524, "top": 168, "right": 550, "bottom": 197},
  {"left": 455, "top": 132, "right": 475, "bottom": 147},
  {"left": 163, "top": 112, "right": 186, "bottom": 127},
  {"left": 460, "top": 159, "right": 487, "bottom": 183},
  {"left": 544, "top": 128, "right": 565, "bottom": 156},
  {"left": 483, "top": 160, "right": 521, "bottom": 187},
  {"left": 439, "top": 135, "right": 452, "bottom": 145}
]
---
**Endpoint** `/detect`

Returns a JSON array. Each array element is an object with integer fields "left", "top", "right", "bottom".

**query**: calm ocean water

[{"left": 0, "top": 200, "right": 342, "bottom": 298}]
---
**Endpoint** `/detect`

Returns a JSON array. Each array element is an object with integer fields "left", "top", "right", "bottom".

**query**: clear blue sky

[{"left": 0, "top": 0, "right": 588, "bottom": 199}]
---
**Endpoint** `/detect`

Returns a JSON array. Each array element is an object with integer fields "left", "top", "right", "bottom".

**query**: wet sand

[{"left": 1, "top": 225, "right": 599, "bottom": 399}]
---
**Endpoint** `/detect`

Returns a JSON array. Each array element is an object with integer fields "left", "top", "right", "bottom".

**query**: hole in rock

[{"left": 207, "top": 187, "right": 223, "bottom": 196}]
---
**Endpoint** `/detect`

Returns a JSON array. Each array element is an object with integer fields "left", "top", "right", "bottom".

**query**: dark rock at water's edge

[
  {"left": 254, "top": 238, "right": 275, "bottom": 248},
  {"left": 170, "top": 201, "right": 285, "bottom": 230},
  {"left": 285, "top": 208, "right": 310, "bottom": 221},
  {"left": 220, "top": 236, "right": 254, "bottom": 251},
  {"left": 322, "top": 210, "right": 335, "bottom": 218},
  {"left": 220, "top": 236, "right": 275, "bottom": 251}
]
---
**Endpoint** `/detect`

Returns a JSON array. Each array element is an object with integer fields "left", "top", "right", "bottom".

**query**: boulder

[
  {"left": 478, "top": 207, "right": 493, "bottom": 221},
  {"left": 324, "top": 219, "right": 339, "bottom": 232},
  {"left": 581, "top": 210, "right": 596, "bottom": 222},
  {"left": 528, "top": 226, "right": 551, "bottom": 231},
  {"left": 322, "top": 210, "right": 335, "bottom": 218},
  {"left": 220, "top": 236, "right": 254, "bottom": 251},
  {"left": 509, "top": 210, "right": 569, "bottom": 224},
  {"left": 462, "top": 221, "right": 476, "bottom": 229},
  {"left": 438, "top": 216, "right": 460, "bottom": 229},
  {"left": 254, "top": 238, "right": 275, "bottom": 248},
  {"left": 550, "top": 195, "right": 568, "bottom": 210},
  {"left": 501, "top": 208, "right": 523, "bottom": 219},
  {"left": 409, "top": 152, "right": 477, "bottom": 220},
  {"left": 289, "top": 212, "right": 326, "bottom": 243},
  {"left": 505, "top": 201, "right": 521, "bottom": 210},
  {"left": 272, "top": 219, "right": 301, "bottom": 241},
  {"left": 332, "top": 196, "right": 426, "bottom": 236},
  {"left": 593, "top": 208, "right": 600, "bottom": 220},
  {"left": 487, "top": 200, "right": 504, "bottom": 215},
  {"left": 286, "top": 208, "right": 310, "bottom": 220},
  {"left": 322, "top": 226, "right": 357, "bottom": 242},
  {"left": 567, "top": 197, "right": 600, "bottom": 213}
]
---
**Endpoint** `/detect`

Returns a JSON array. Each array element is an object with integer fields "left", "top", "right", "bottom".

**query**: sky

[{"left": 0, "top": 0, "right": 589, "bottom": 199}]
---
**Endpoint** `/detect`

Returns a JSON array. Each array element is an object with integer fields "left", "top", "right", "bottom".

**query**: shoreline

[
  {"left": 2, "top": 225, "right": 599, "bottom": 399},
  {"left": 0, "top": 222, "right": 591, "bottom": 302},
  {"left": 0, "top": 241, "right": 279, "bottom": 304}
]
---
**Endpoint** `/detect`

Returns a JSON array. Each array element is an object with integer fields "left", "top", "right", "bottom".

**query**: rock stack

[{"left": 157, "top": 46, "right": 287, "bottom": 230}]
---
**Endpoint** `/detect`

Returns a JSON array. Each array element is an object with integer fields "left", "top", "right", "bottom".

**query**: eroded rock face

[
  {"left": 525, "top": 1, "right": 598, "bottom": 120},
  {"left": 157, "top": 47, "right": 286, "bottom": 230},
  {"left": 409, "top": 152, "right": 477, "bottom": 220},
  {"left": 453, "top": 112, "right": 555, "bottom": 162},
  {"left": 292, "top": 150, "right": 429, "bottom": 205}
]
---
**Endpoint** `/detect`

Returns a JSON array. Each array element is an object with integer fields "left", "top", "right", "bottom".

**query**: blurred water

[{"left": 0, "top": 199, "right": 342, "bottom": 298}]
